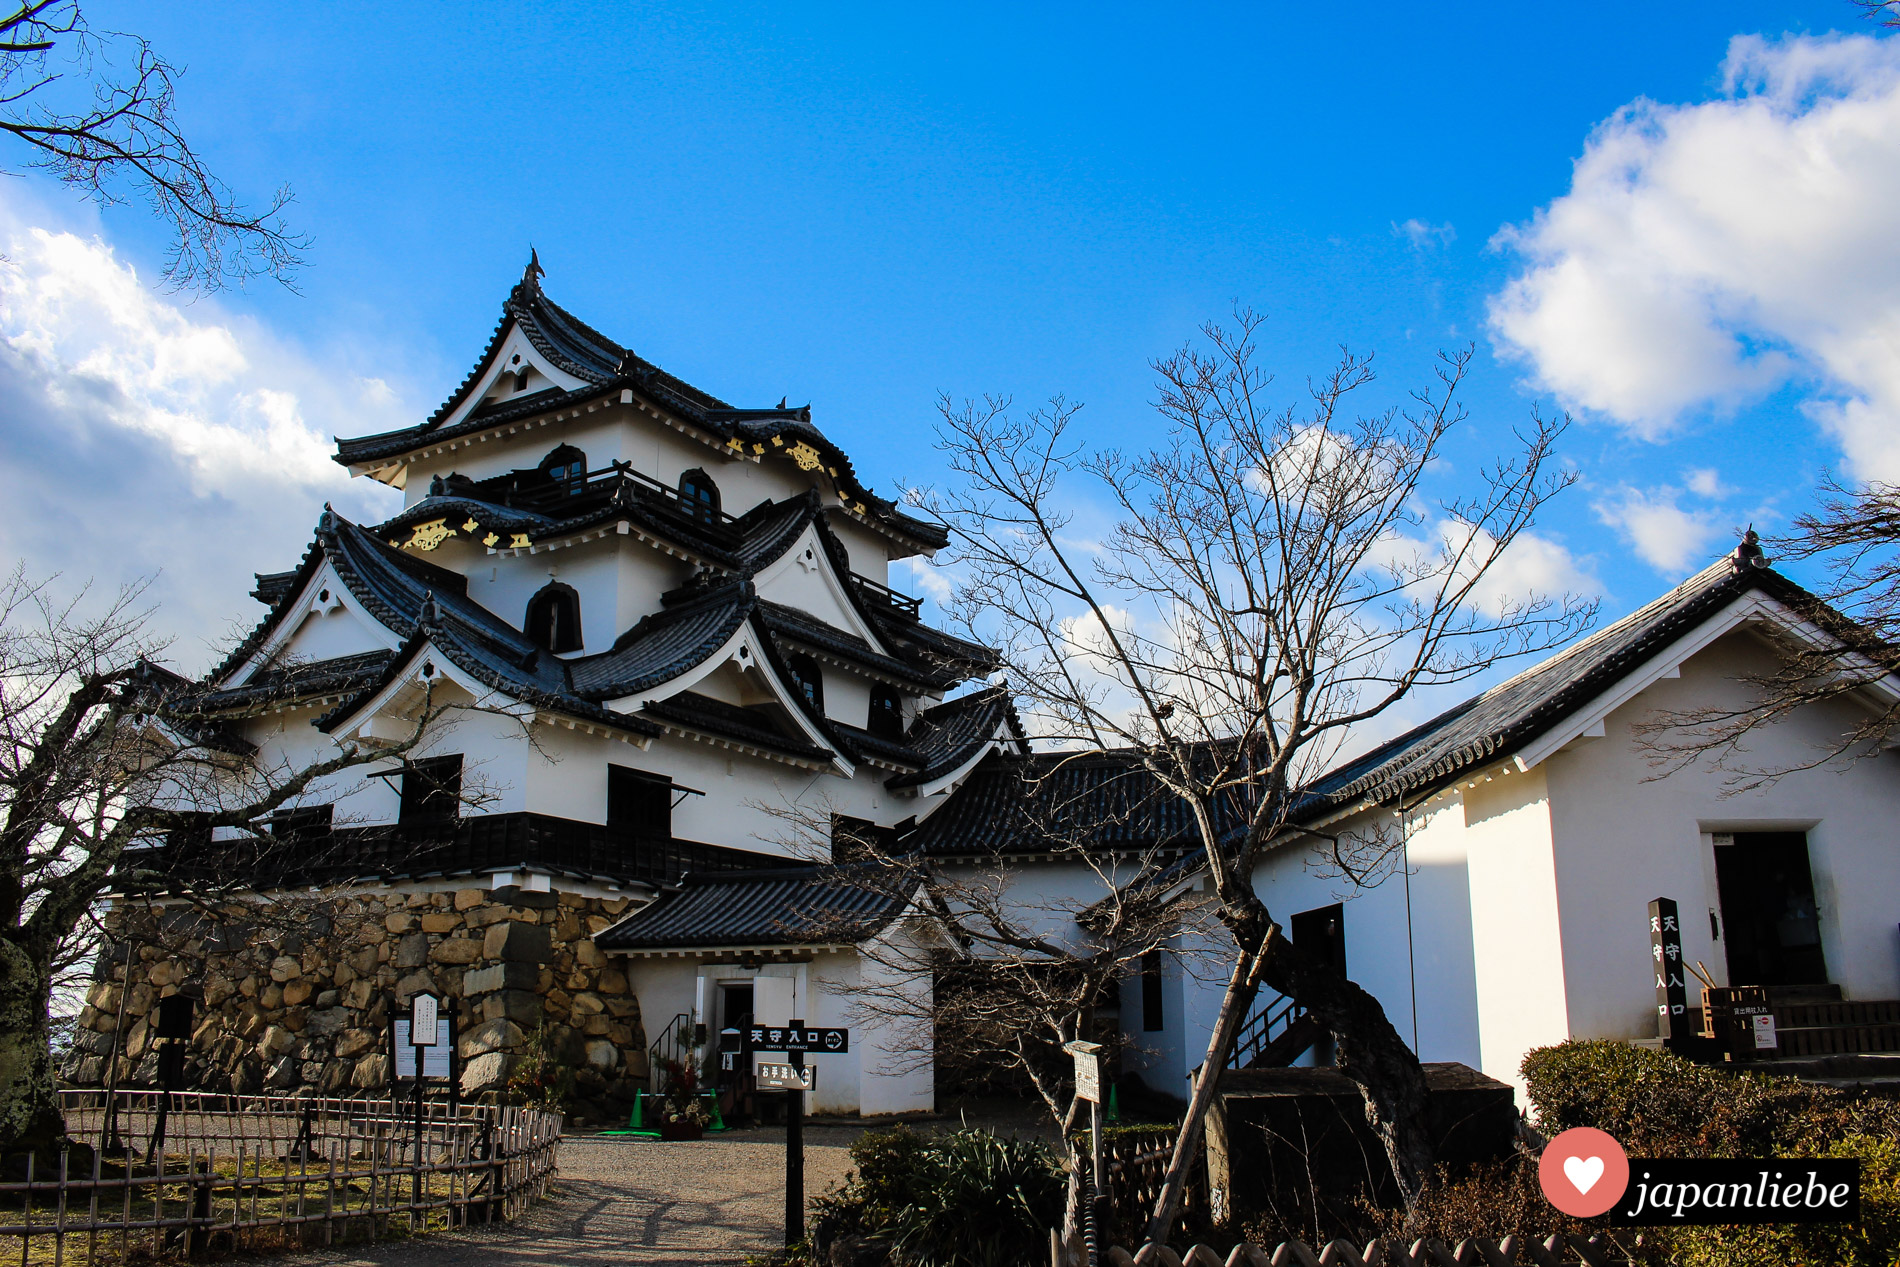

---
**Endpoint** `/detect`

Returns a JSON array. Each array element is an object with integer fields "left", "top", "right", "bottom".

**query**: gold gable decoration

[
  {"left": 407, "top": 519, "right": 454, "bottom": 551},
  {"left": 786, "top": 441, "right": 824, "bottom": 472}
]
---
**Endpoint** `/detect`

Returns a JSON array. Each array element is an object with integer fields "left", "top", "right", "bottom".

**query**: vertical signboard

[{"left": 1649, "top": 897, "right": 1690, "bottom": 1040}]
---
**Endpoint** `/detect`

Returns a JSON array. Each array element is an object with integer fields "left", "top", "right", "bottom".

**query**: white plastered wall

[{"left": 1459, "top": 764, "right": 1568, "bottom": 1096}]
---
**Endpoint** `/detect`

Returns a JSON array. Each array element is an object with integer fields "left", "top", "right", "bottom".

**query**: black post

[
  {"left": 1649, "top": 897, "right": 1689, "bottom": 1041},
  {"left": 786, "top": 1019, "right": 805, "bottom": 1248}
]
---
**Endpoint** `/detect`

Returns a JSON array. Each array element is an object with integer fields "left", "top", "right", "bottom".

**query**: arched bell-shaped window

[
  {"left": 525, "top": 582, "right": 583, "bottom": 653},
  {"left": 539, "top": 444, "right": 587, "bottom": 492},
  {"left": 786, "top": 652, "right": 824, "bottom": 713},
  {"left": 679, "top": 469, "right": 720, "bottom": 523},
  {"left": 868, "top": 683, "right": 904, "bottom": 740}
]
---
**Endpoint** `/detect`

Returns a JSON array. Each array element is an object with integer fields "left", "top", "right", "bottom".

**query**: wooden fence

[
  {"left": 1056, "top": 1232, "right": 1634, "bottom": 1266},
  {"left": 0, "top": 1089, "right": 562, "bottom": 1263}
]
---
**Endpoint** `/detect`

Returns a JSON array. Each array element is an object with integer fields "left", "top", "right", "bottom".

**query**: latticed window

[
  {"left": 786, "top": 653, "right": 824, "bottom": 712},
  {"left": 868, "top": 683, "right": 903, "bottom": 739},
  {"left": 679, "top": 469, "right": 720, "bottom": 523},
  {"left": 539, "top": 444, "right": 587, "bottom": 490}
]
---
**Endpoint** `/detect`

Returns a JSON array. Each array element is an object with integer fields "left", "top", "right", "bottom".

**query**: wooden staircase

[{"left": 1231, "top": 993, "right": 1323, "bottom": 1068}]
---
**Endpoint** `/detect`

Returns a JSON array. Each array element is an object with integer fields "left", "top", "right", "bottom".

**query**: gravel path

[{"left": 249, "top": 1126, "right": 868, "bottom": 1267}]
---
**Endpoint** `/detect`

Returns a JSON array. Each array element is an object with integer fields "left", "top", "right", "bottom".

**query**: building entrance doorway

[{"left": 1714, "top": 831, "right": 1827, "bottom": 986}]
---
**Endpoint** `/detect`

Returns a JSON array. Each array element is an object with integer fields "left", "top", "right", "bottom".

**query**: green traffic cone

[
  {"left": 630, "top": 1089, "right": 644, "bottom": 1130},
  {"left": 1106, "top": 1083, "right": 1120, "bottom": 1123}
]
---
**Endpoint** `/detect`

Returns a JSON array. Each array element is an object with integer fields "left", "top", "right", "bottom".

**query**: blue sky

[{"left": 0, "top": 1, "right": 1893, "bottom": 678}]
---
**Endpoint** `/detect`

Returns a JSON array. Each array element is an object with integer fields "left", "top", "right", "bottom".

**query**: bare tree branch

[{"left": 0, "top": 0, "right": 305, "bottom": 290}]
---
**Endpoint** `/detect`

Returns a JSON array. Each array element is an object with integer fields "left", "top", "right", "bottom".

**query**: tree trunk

[
  {"left": 1143, "top": 945, "right": 1268, "bottom": 1246},
  {"left": 0, "top": 935, "right": 69, "bottom": 1163},
  {"left": 1144, "top": 923, "right": 1439, "bottom": 1247},
  {"left": 1261, "top": 932, "right": 1436, "bottom": 1213}
]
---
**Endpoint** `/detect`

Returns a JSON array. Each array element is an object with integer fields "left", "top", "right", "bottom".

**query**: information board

[{"left": 393, "top": 1018, "right": 452, "bottom": 1078}]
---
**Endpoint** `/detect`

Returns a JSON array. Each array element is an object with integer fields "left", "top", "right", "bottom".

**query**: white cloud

[
  {"left": 0, "top": 195, "right": 407, "bottom": 670},
  {"left": 1489, "top": 33, "right": 1900, "bottom": 474},
  {"left": 1456, "top": 526, "right": 1601, "bottom": 614},
  {"left": 1684, "top": 467, "right": 1729, "bottom": 498},
  {"left": 1392, "top": 219, "right": 1456, "bottom": 251},
  {"left": 1591, "top": 485, "right": 1727, "bottom": 574}
]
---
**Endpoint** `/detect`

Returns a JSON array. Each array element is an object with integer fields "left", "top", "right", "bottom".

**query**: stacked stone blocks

[{"left": 65, "top": 885, "right": 649, "bottom": 1125}]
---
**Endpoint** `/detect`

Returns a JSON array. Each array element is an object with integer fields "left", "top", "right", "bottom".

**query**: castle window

[
  {"left": 399, "top": 755, "right": 463, "bottom": 828},
  {"left": 514, "top": 369, "right": 530, "bottom": 393},
  {"left": 786, "top": 653, "right": 824, "bottom": 713},
  {"left": 868, "top": 683, "right": 903, "bottom": 740},
  {"left": 608, "top": 765, "right": 672, "bottom": 841},
  {"left": 679, "top": 469, "right": 720, "bottom": 523},
  {"left": 539, "top": 444, "right": 587, "bottom": 491},
  {"left": 525, "top": 582, "right": 582, "bottom": 653},
  {"left": 1142, "top": 949, "right": 1165, "bottom": 1031}
]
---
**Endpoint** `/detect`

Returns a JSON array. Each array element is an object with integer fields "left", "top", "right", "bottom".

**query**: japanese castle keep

[
  {"left": 68, "top": 255, "right": 1900, "bottom": 1123},
  {"left": 69, "top": 256, "right": 1022, "bottom": 1121}
]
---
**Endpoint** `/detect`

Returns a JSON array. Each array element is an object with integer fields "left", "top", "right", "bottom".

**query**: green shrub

[
  {"left": 806, "top": 1125, "right": 1066, "bottom": 1267},
  {"left": 887, "top": 1130, "right": 1067, "bottom": 1267}
]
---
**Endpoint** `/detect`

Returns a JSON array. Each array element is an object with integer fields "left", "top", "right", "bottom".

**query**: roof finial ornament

[
  {"left": 318, "top": 503, "right": 336, "bottom": 533},
  {"left": 520, "top": 247, "right": 544, "bottom": 292},
  {"left": 428, "top": 472, "right": 446, "bottom": 498},
  {"left": 1732, "top": 524, "right": 1767, "bottom": 570},
  {"left": 778, "top": 397, "right": 787, "bottom": 410},
  {"left": 418, "top": 590, "right": 441, "bottom": 631}
]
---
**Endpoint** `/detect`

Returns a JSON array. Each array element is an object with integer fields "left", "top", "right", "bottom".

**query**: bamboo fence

[{"left": 0, "top": 1089, "right": 562, "bottom": 1264}]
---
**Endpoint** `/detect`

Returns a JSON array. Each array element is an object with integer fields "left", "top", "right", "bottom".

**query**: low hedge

[{"left": 1520, "top": 1040, "right": 1900, "bottom": 1266}]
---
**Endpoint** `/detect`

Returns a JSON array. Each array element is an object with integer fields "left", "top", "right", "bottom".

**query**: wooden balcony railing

[{"left": 850, "top": 572, "right": 923, "bottom": 620}]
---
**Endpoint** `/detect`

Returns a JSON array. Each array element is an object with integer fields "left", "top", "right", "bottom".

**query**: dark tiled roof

[
  {"left": 331, "top": 260, "right": 944, "bottom": 551},
  {"left": 194, "top": 651, "right": 394, "bottom": 714},
  {"left": 904, "top": 749, "right": 1237, "bottom": 857},
  {"left": 759, "top": 600, "right": 955, "bottom": 691},
  {"left": 251, "top": 571, "right": 299, "bottom": 606},
  {"left": 1293, "top": 555, "right": 1807, "bottom": 815},
  {"left": 864, "top": 604, "right": 997, "bottom": 679},
  {"left": 885, "top": 687, "right": 1024, "bottom": 790},
  {"left": 594, "top": 866, "right": 906, "bottom": 950},
  {"left": 640, "top": 691, "right": 835, "bottom": 762},
  {"left": 568, "top": 583, "right": 755, "bottom": 699},
  {"left": 830, "top": 722, "right": 925, "bottom": 769}
]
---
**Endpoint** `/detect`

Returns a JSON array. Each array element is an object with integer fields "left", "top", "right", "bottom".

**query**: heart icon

[{"left": 1564, "top": 1155, "right": 1605, "bottom": 1195}]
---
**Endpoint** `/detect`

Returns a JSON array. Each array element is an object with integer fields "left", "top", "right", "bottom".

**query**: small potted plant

[{"left": 657, "top": 1056, "right": 711, "bottom": 1140}]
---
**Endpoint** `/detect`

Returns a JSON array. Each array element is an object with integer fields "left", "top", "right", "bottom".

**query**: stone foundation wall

[{"left": 64, "top": 885, "right": 650, "bottom": 1127}]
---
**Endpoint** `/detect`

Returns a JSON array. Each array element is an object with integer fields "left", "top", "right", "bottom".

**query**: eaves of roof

[
  {"left": 1289, "top": 557, "right": 1809, "bottom": 819},
  {"left": 639, "top": 691, "right": 834, "bottom": 763}
]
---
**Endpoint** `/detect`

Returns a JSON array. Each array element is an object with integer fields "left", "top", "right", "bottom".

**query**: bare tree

[
  {"left": 0, "top": 569, "right": 473, "bottom": 1161},
  {"left": 0, "top": 0, "right": 304, "bottom": 289},
  {"left": 785, "top": 803, "right": 1207, "bottom": 1240},
  {"left": 921, "top": 311, "right": 1593, "bottom": 1241}
]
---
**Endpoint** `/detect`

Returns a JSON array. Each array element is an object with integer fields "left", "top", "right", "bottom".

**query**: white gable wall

[{"left": 1541, "top": 629, "right": 1900, "bottom": 1047}]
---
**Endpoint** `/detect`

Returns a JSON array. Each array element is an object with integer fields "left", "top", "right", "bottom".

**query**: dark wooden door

[{"left": 1715, "top": 831, "right": 1827, "bottom": 986}]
